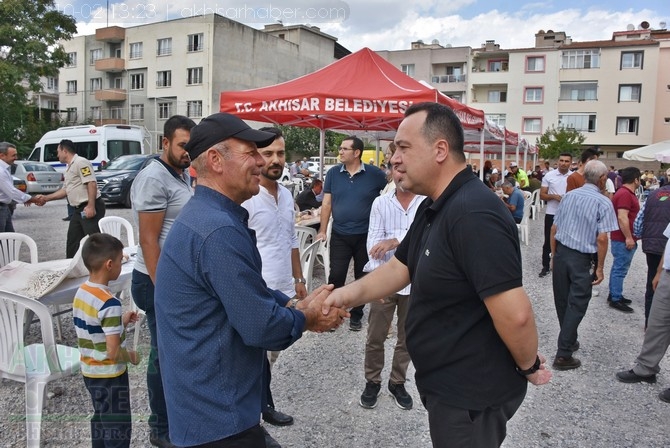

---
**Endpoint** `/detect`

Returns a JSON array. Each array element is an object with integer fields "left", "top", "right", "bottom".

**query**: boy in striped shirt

[{"left": 73, "top": 233, "right": 140, "bottom": 448}]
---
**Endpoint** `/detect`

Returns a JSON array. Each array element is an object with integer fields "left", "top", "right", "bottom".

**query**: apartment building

[
  {"left": 57, "top": 14, "right": 347, "bottom": 149},
  {"left": 377, "top": 24, "right": 670, "bottom": 157}
]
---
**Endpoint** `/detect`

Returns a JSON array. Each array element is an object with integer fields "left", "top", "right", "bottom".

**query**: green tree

[
  {"left": 279, "top": 125, "right": 346, "bottom": 160},
  {"left": 0, "top": 0, "right": 76, "bottom": 151},
  {"left": 536, "top": 126, "right": 586, "bottom": 160}
]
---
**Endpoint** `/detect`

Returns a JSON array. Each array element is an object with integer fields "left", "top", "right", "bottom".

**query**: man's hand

[
  {"left": 32, "top": 195, "right": 46, "bottom": 206},
  {"left": 122, "top": 311, "right": 139, "bottom": 326},
  {"left": 369, "top": 239, "right": 398, "bottom": 260},
  {"left": 295, "top": 282, "right": 307, "bottom": 299},
  {"left": 127, "top": 350, "right": 142, "bottom": 365},
  {"left": 315, "top": 232, "right": 327, "bottom": 241},
  {"left": 296, "top": 284, "right": 334, "bottom": 310},
  {"left": 592, "top": 267, "right": 604, "bottom": 286},
  {"left": 300, "top": 287, "right": 349, "bottom": 333},
  {"left": 527, "top": 353, "right": 552, "bottom": 385},
  {"left": 625, "top": 237, "right": 635, "bottom": 250},
  {"left": 83, "top": 204, "right": 96, "bottom": 219}
]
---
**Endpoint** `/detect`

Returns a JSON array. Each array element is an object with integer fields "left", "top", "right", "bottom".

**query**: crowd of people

[{"left": 7, "top": 102, "right": 670, "bottom": 448}]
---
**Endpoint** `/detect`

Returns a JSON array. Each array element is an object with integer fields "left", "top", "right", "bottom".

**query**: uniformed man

[{"left": 38, "top": 139, "right": 105, "bottom": 257}]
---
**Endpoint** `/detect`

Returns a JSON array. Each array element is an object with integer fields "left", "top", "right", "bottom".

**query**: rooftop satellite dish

[
  {"left": 641, "top": 21, "right": 650, "bottom": 29},
  {"left": 626, "top": 24, "right": 635, "bottom": 31},
  {"left": 660, "top": 21, "right": 667, "bottom": 29},
  {"left": 431, "top": 39, "right": 439, "bottom": 45},
  {"left": 445, "top": 44, "right": 452, "bottom": 48}
]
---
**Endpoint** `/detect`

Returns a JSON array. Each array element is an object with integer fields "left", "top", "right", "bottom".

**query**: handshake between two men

[{"left": 293, "top": 284, "right": 350, "bottom": 333}]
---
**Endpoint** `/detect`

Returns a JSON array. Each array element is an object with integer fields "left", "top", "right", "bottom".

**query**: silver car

[{"left": 11, "top": 161, "right": 63, "bottom": 194}]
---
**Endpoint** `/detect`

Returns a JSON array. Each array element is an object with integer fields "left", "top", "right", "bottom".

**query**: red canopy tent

[{"left": 220, "top": 47, "right": 526, "bottom": 176}]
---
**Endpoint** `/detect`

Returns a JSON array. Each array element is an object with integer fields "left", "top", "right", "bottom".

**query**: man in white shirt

[
  {"left": 359, "top": 168, "right": 425, "bottom": 411},
  {"left": 0, "top": 142, "right": 40, "bottom": 231},
  {"left": 241, "top": 127, "right": 307, "bottom": 446},
  {"left": 539, "top": 153, "right": 572, "bottom": 277}
]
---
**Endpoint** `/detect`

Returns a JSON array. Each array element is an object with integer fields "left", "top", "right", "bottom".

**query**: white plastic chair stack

[
  {"left": 517, "top": 198, "right": 533, "bottom": 246},
  {"left": 295, "top": 225, "right": 317, "bottom": 256},
  {"left": 0, "top": 233, "right": 64, "bottom": 339},
  {"left": 529, "top": 189, "right": 541, "bottom": 220},
  {"left": 0, "top": 290, "right": 81, "bottom": 448},
  {"left": 97, "top": 216, "right": 143, "bottom": 349},
  {"left": 300, "top": 241, "right": 321, "bottom": 292},
  {"left": 315, "top": 218, "right": 332, "bottom": 280}
]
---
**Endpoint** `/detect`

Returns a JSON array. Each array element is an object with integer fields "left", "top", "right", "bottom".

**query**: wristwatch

[
  {"left": 515, "top": 355, "right": 541, "bottom": 376},
  {"left": 288, "top": 298, "right": 300, "bottom": 309},
  {"left": 293, "top": 277, "right": 306, "bottom": 284}
]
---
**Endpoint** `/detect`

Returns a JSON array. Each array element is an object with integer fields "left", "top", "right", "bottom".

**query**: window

[
  {"left": 47, "top": 77, "right": 57, "bottom": 90},
  {"left": 131, "top": 104, "right": 144, "bottom": 120},
  {"left": 187, "top": 100, "right": 203, "bottom": 118},
  {"left": 558, "top": 114, "right": 597, "bottom": 132},
  {"left": 90, "top": 106, "right": 101, "bottom": 120},
  {"left": 129, "top": 42, "right": 143, "bottom": 59},
  {"left": 401, "top": 64, "right": 415, "bottom": 77},
  {"left": 90, "top": 78, "right": 102, "bottom": 92},
  {"left": 112, "top": 77, "right": 122, "bottom": 89},
  {"left": 559, "top": 82, "right": 597, "bottom": 101},
  {"left": 487, "top": 90, "right": 507, "bottom": 103},
  {"left": 616, "top": 117, "right": 639, "bottom": 134},
  {"left": 90, "top": 49, "right": 102, "bottom": 64},
  {"left": 158, "top": 102, "right": 172, "bottom": 119},
  {"left": 156, "top": 70, "right": 172, "bottom": 87},
  {"left": 523, "top": 118, "right": 542, "bottom": 133},
  {"left": 66, "top": 80, "right": 77, "bottom": 94},
  {"left": 524, "top": 87, "right": 543, "bottom": 103},
  {"left": 130, "top": 74, "right": 144, "bottom": 90},
  {"left": 67, "top": 52, "right": 77, "bottom": 67},
  {"left": 526, "top": 56, "right": 545, "bottom": 72},
  {"left": 561, "top": 49, "right": 600, "bottom": 69},
  {"left": 66, "top": 107, "right": 77, "bottom": 122},
  {"left": 188, "top": 33, "right": 204, "bottom": 52},
  {"left": 110, "top": 108, "right": 123, "bottom": 120},
  {"left": 486, "top": 114, "right": 506, "bottom": 128},
  {"left": 621, "top": 51, "right": 643, "bottom": 69},
  {"left": 619, "top": 84, "right": 641, "bottom": 102},
  {"left": 488, "top": 60, "right": 508, "bottom": 72},
  {"left": 187, "top": 67, "right": 203, "bottom": 85},
  {"left": 157, "top": 38, "right": 172, "bottom": 56},
  {"left": 47, "top": 100, "right": 58, "bottom": 110}
]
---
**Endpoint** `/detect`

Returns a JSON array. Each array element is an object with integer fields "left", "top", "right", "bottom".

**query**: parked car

[
  {"left": 12, "top": 175, "right": 27, "bottom": 193},
  {"left": 96, "top": 154, "right": 158, "bottom": 208},
  {"left": 11, "top": 161, "right": 64, "bottom": 194}
]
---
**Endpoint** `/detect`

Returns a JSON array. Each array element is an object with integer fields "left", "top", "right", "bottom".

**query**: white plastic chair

[
  {"left": 300, "top": 240, "right": 321, "bottom": 292},
  {"left": 315, "top": 218, "right": 332, "bottom": 280},
  {"left": 529, "top": 189, "right": 541, "bottom": 220},
  {"left": 0, "top": 290, "right": 81, "bottom": 448},
  {"left": 517, "top": 198, "right": 533, "bottom": 246},
  {"left": 295, "top": 225, "right": 317, "bottom": 255},
  {"left": 98, "top": 216, "right": 136, "bottom": 247}
]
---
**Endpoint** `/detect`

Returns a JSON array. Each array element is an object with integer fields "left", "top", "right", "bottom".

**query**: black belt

[
  {"left": 0, "top": 202, "right": 9, "bottom": 207},
  {"left": 74, "top": 198, "right": 102, "bottom": 209}
]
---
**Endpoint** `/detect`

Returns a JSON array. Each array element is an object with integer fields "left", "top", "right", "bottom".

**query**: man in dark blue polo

[{"left": 316, "top": 136, "right": 387, "bottom": 331}]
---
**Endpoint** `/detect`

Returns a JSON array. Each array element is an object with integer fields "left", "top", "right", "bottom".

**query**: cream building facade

[{"left": 56, "top": 14, "right": 347, "bottom": 149}]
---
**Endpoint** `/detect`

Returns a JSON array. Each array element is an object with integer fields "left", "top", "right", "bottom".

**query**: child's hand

[
  {"left": 123, "top": 311, "right": 139, "bottom": 326},
  {"left": 128, "top": 350, "right": 141, "bottom": 365}
]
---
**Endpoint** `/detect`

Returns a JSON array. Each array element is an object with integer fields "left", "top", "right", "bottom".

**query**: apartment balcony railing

[
  {"left": 96, "top": 26, "right": 125, "bottom": 42},
  {"left": 431, "top": 74, "right": 466, "bottom": 84},
  {"left": 95, "top": 57, "right": 125, "bottom": 72},
  {"left": 95, "top": 89, "right": 127, "bottom": 101}
]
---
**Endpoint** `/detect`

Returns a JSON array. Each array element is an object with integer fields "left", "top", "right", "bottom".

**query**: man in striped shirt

[
  {"left": 73, "top": 233, "right": 140, "bottom": 447},
  {"left": 550, "top": 160, "right": 618, "bottom": 371}
]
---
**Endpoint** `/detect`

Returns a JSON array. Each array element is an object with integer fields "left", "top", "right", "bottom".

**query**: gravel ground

[{"left": 2, "top": 198, "right": 670, "bottom": 447}]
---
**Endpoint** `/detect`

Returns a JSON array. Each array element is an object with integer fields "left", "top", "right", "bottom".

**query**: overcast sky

[{"left": 66, "top": 0, "right": 669, "bottom": 51}]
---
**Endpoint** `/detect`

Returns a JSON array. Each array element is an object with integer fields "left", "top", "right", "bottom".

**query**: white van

[{"left": 28, "top": 124, "right": 149, "bottom": 171}]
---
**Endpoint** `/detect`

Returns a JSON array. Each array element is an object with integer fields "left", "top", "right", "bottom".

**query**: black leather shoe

[
  {"left": 607, "top": 294, "right": 632, "bottom": 304},
  {"left": 62, "top": 216, "right": 71, "bottom": 221},
  {"left": 539, "top": 268, "right": 550, "bottom": 278},
  {"left": 349, "top": 317, "right": 362, "bottom": 331},
  {"left": 262, "top": 408, "right": 294, "bottom": 426},
  {"left": 262, "top": 426, "right": 282, "bottom": 448},
  {"left": 616, "top": 369, "right": 657, "bottom": 384},
  {"left": 552, "top": 356, "right": 581, "bottom": 371},
  {"left": 569, "top": 341, "right": 580, "bottom": 352},
  {"left": 609, "top": 300, "right": 634, "bottom": 313},
  {"left": 149, "top": 435, "right": 177, "bottom": 448},
  {"left": 658, "top": 389, "right": 670, "bottom": 404}
]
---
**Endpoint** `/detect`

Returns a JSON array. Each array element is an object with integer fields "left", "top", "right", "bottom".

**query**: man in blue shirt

[
  {"left": 316, "top": 136, "right": 387, "bottom": 330},
  {"left": 501, "top": 181, "right": 525, "bottom": 224},
  {"left": 155, "top": 113, "right": 347, "bottom": 447}
]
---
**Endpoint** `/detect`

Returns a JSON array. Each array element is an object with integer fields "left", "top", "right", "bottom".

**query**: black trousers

[
  {"left": 542, "top": 214, "right": 555, "bottom": 270},
  {"left": 645, "top": 252, "right": 663, "bottom": 327},
  {"left": 327, "top": 231, "right": 369, "bottom": 321},
  {"left": 83, "top": 371, "right": 132, "bottom": 448},
  {"left": 421, "top": 392, "right": 525, "bottom": 448},
  {"left": 66, "top": 197, "right": 105, "bottom": 258}
]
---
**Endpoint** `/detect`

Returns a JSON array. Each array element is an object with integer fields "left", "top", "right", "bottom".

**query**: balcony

[
  {"left": 96, "top": 26, "right": 125, "bottom": 43},
  {"left": 94, "top": 118, "right": 127, "bottom": 126},
  {"left": 95, "top": 89, "right": 127, "bottom": 101},
  {"left": 431, "top": 74, "right": 467, "bottom": 84},
  {"left": 95, "top": 57, "right": 125, "bottom": 72}
]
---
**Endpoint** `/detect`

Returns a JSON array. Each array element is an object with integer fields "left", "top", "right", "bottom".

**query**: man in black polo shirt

[{"left": 323, "top": 102, "right": 551, "bottom": 447}]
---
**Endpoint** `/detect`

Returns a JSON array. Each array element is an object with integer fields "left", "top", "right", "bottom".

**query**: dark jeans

[
  {"left": 541, "top": 214, "right": 554, "bottom": 270},
  {"left": 421, "top": 392, "right": 525, "bottom": 447},
  {"left": 83, "top": 371, "right": 132, "bottom": 448},
  {"left": 131, "top": 270, "right": 169, "bottom": 438},
  {"left": 189, "top": 425, "right": 265, "bottom": 448},
  {"left": 552, "top": 243, "right": 593, "bottom": 358},
  {"left": 66, "top": 197, "right": 105, "bottom": 258},
  {"left": 328, "top": 231, "right": 369, "bottom": 321},
  {"left": 263, "top": 355, "right": 274, "bottom": 410},
  {"left": 645, "top": 252, "right": 663, "bottom": 327},
  {"left": 0, "top": 204, "right": 14, "bottom": 232}
]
